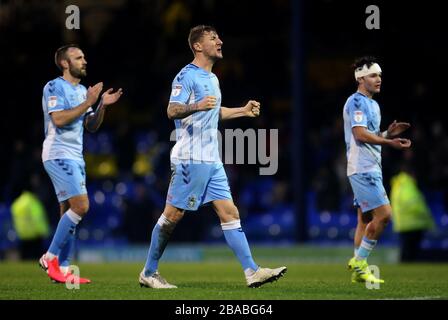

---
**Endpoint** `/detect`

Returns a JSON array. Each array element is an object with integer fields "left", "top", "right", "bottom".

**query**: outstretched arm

[
  {"left": 84, "top": 88, "right": 123, "bottom": 132},
  {"left": 353, "top": 126, "right": 411, "bottom": 149},
  {"left": 167, "top": 96, "right": 216, "bottom": 120},
  {"left": 220, "top": 100, "right": 260, "bottom": 121}
]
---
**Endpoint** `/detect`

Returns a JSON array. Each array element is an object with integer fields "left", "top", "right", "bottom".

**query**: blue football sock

[
  {"left": 59, "top": 231, "right": 75, "bottom": 267},
  {"left": 355, "top": 236, "right": 377, "bottom": 260},
  {"left": 222, "top": 220, "right": 258, "bottom": 273},
  {"left": 144, "top": 215, "right": 176, "bottom": 277},
  {"left": 47, "top": 209, "right": 81, "bottom": 257}
]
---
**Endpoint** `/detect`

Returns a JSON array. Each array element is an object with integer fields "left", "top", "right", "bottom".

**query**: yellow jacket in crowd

[
  {"left": 11, "top": 191, "right": 50, "bottom": 241},
  {"left": 390, "top": 172, "right": 435, "bottom": 233}
]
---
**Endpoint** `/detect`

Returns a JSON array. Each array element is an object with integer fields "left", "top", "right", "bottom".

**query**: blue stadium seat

[{"left": 0, "top": 203, "right": 18, "bottom": 251}]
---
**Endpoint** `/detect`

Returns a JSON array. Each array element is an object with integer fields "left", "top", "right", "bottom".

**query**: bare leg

[
  {"left": 354, "top": 208, "right": 372, "bottom": 254},
  {"left": 354, "top": 204, "right": 392, "bottom": 261},
  {"left": 365, "top": 204, "right": 392, "bottom": 240},
  {"left": 67, "top": 194, "right": 90, "bottom": 217}
]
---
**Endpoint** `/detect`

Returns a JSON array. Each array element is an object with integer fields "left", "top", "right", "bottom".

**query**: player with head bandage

[{"left": 343, "top": 56, "right": 411, "bottom": 284}]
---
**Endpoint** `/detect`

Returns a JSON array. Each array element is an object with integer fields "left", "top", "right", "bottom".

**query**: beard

[
  {"left": 69, "top": 64, "right": 87, "bottom": 79},
  {"left": 208, "top": 53, "right": 223, "bottom": 64}
]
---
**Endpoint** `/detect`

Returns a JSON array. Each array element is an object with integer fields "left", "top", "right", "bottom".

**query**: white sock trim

[
  {"left": 157, "top": 214, "right": 174, "bottom": 227},
  {"left": 360, "top": 239, "right": 376, "bottom": 251},
  {"left": 66, "top": 209, "right": 82, "bottom": 225},
  {"left": 221, "top": 219, "right": 241, "bottom": 231}
]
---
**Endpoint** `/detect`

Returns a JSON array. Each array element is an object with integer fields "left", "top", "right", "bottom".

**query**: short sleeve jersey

[
  {"left": 343, "top": 92, "right": 382, "bottom": 176},
  {"left": 168, "top": 64, "right": 222, "bottom": 163},
  {"left": 41, "top": 77, "right": 93, "bottom": 162}
]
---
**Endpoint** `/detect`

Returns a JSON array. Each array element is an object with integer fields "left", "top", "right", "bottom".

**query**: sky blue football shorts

[
  {"left": 348, "top": 171, "right": 390, "bottom": 213},
  {"left": 166, "top": 162, "right": 232, "bottom": 211},
  {"left": 43, "top": 159, "right": 87, "bottom": 202}
]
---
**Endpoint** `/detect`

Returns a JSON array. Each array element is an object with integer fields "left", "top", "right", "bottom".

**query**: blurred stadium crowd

[{"left": 1, "top": 0, "right": 447, "bottom": 258}]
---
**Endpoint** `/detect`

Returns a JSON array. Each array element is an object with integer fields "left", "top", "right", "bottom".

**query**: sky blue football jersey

[
  {"left": 169, "top": 63, "right": 222, "bottom": 163},
  {"left": 41, "top": 77, "right": 93, "bottom": 162},
  {"left": 343, "top": 92, "right": 382, "bottom": 176}
]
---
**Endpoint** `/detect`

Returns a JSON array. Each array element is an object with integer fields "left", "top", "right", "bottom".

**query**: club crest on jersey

[
  {"left": 48, "top": 96, "right": 57, "bottom": 108},
  {"left": 354, "top": 111, "right": 364, "bottom": 123},
  {"left": 187, "top": 196, "right": 197, "bottom": 209},
  {"left": 171, "top": 85, "right": 182, "bottom": 97}
]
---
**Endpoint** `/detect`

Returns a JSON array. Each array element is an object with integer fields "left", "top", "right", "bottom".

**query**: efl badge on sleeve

[
  {"left": 354, "top": 110, "right": 364, "bottom": 123},
  {"left": 171, "top": 85, "right": 182, "bottom": 97},
  {"left": 48, "top": 96, "right": 58, "bottom": 108}
]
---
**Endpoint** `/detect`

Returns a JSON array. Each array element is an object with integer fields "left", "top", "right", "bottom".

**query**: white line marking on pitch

[{"left": 377, "top": 296, "right": 442, "bottom": 300}]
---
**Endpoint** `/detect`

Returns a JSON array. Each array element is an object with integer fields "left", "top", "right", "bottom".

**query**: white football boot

[
  {"left": 246, "top": 266, "right": 287, "bottom": 288},
  {"left": 139, "top": 271, "right": 177, "bottom": 289}
]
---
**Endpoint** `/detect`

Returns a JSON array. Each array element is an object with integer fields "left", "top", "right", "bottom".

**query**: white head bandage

[{"left": 354, "top": 63, "right": 382, "bottom": 79}]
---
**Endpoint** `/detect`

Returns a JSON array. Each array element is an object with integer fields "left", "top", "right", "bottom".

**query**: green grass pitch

[{"left": 1, "top": 261, "right": 447, "bottom": 300}]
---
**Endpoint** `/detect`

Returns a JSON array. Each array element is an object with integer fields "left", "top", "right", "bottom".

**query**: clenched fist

[
  {"left": 198, "top": 96, "right": 217, "bottom": 111},
  {"left": 244, "top": 100, "right": 261, "bottom": 117}
]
